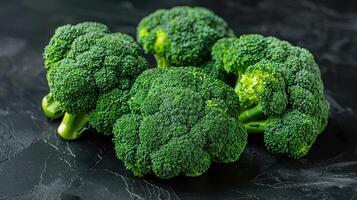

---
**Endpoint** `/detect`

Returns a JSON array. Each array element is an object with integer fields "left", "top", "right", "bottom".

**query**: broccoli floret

[
  {"left": 113, "top": 67, "right": 247, "bottom": 178},
  {"left": 264, "top": 111, "right": 319, "bottom": 158},
  {"left": 212, "top": 35, "right": 266, "bottom": 78},
  {"left": 137, "top": 6, "right": 234, "bottom": 68},
  {"left": 47, "top": 59, "right": 98, "bottom": 114},
  {"left": 88, "top": 89, "right": 130, "bottom": 134},
  {"left": 42, "top": 22, "right": 148, "bottom": 140},
  {"left": 212, "top": 34, "right": 329, "bottom": 158},
  {"left": 237, "top": 62, "right": 287, "bottom": 123}
]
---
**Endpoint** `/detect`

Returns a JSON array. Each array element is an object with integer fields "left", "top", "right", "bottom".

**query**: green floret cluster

[
  {"left": 212, "top": 34, "right": 329, "bottom": 158},
  {"left": 41, "top": 7, "right": 330, "bottom": 179},
  {"left": 137, "top": 6, "right": 234, "bottom": 68},
  {"left": 42, "top": 22, "right": 148, "bottom": 139},
  {"left": 113, "top": 67, "right": 247, "bottom": 178}
]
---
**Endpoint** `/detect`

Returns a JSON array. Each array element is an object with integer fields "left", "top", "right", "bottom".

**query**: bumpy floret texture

[
  {"left": 265, "top": 111, "right": 319, "bottom": 158},
  {"left": 113, "top": 67, "right": 247, "bottom": 178},
  {"left": 237, "top": 62, "right": 288, "bottom": 117},
  {"left": 44, "top": 22, "right": 148, "bottom": 134},
  {"left": 212, "top": 34, "right": 329, "bottom": 158},
  {"left": 137, "top": 6, "right": 234, "bottom": 67},
  {"left": 88, "top": 89, "right": 131, "bottom": 134}
]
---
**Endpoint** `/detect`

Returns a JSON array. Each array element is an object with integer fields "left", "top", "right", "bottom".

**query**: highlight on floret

[
  {"left": 42, "top": 22, "right": 148, "bottom": 140},
  {"left": 112, "top": 67, "right": 247, "bottom": 178},
  {"left": 137, "top": 6, "right": 234, "bottom": 68},
  {"left": 212, "top": 34, "right": 329, "bottom": 158}
]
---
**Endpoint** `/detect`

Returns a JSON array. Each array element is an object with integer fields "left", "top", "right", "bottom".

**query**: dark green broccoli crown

[
  {"left": 137, "top": 6, "right": 234, "bottom": 67},
  {"left": 44, "top": 22, "right": 148, "bottom": 132},
  {"left": 113, "top": 67, "right": 247, "bottom": 178},
  {"left": 88, "top": 89, "right": 131, "bottom": 134},
  {"left": 213, "top": 34, "right": 329, "bottom": 158},
  {"left": 44, "top": 22, "right": 109, "bottom": 70},
  {"left": 47, "top": 59, "right": 97, "bottom": 114},
  {"left": 264, "top": 111, "right": 319, "bottom": 158}
]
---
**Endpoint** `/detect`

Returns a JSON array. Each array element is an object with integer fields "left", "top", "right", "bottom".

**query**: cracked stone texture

[{"left": 0, "top": 0, "right": 357, "bottom": 199}]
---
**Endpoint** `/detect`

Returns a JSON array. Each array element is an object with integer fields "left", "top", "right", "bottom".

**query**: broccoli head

[
  {"left": 42, "top": 22, "right": 148, "bottom": 140},
  {"left": 137, "top": 6, "right": 234, "bottom": 68},
  {"left": 212, "top": 34, "right": 329, "bottom": 158},
  {"left": 113, "top": 67, "right": 247, "bottom": 178}
]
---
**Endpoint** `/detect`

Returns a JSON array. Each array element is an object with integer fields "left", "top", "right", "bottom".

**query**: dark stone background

[{"left": 0, "top": 0, "right": 357, "bottom": 199}]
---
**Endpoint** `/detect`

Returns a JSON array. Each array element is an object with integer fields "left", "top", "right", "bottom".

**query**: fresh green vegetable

[
  {"left": 41, "top": 92, "right": 64, "bottom": 120},
  {"left": 113, "top": 67, "right": 247, "bottom": 178},
  {"left": 212, "top": 34, "right": 329, "bottom": 158},
  {"left": 137, "top": 6, "right": 234, "bottom": 68},
  {"left": 42, "top": 22, "right": 148, "bottom": 140}
]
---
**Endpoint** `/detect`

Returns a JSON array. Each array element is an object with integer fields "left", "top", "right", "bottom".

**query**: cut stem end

[
  {"left": 42, "top": 93, "right": 64, "bottom": 120},
  {"left": 57, "top": 113, "right": 89, "bottom": 140}
]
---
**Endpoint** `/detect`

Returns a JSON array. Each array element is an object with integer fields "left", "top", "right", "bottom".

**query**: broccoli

[
  {"left": 41, "top": 92, "right": 64, "bottom": 120},
  {"left": 212, "top": 34, "right": 329, "bottom": 158},
  {"left": 113, "top": 67, "right": 247, "bottom": 178},
  {"left": 42, "top": 22, "right": 148, "bottom": 140},
  {"left": 137, "top": 6, "right": 234, "bottom": 68}
]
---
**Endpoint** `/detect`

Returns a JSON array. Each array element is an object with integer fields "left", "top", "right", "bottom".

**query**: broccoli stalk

[
  {"left": 238, "top": 103, "right": 276, "bottom": 134},
  {"left": 57, "top": 113, "right": 89, "bottom": 140},
  {"left": 233, "top": 68, "right": 245, "bottom": 83},
  {"left": 238, "top": 103, "right": 265, "bottom": 123},
  {"left": 153, "top": 31, "right": 170, "bottom": 68},
  {"left": 243, "top": 120, "right": 268, "bottom": 133},
  {"left": 154, "top": 55, "right": 170, "bottom": 68},
  {"left": 41, "top": 92, "right": 64, "bottom": 120}
]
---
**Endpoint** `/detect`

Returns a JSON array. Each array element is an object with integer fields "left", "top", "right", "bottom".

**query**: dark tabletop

[{"left": 1, "top": 0, "right": 357, "bottom": 199}]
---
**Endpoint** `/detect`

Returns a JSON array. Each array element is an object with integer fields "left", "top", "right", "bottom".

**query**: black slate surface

[{"left": 1, "top": 0, "right": 357, "bottom": 199}]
